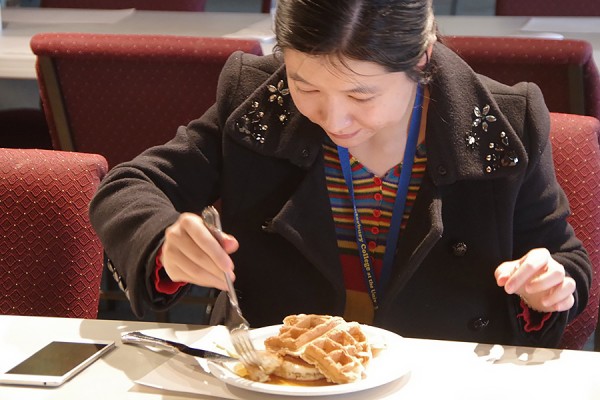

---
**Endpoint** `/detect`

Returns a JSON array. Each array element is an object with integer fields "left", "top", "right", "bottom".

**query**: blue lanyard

[{"left": 337, "top": 84, "right": 424, "bottom": 309}]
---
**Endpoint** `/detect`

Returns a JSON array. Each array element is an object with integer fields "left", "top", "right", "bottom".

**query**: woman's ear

[{"left": 417, "top": 42, "right": 435, "bottom": 68}]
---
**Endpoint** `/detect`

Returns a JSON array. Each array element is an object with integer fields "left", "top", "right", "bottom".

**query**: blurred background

[{"left": 3, "top": 0, "right": 497, "bottom": 15}]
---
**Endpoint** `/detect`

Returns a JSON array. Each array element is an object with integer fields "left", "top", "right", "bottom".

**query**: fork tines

[{"left": 231, "top": 328, "right": 261, "bottom": 368}]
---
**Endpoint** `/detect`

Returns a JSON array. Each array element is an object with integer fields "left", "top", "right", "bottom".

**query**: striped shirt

[{"left": 323, "top": 98, "right": 429, "bottom": 323}]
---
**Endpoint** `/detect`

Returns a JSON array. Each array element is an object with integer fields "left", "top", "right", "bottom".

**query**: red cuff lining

[
  {"left": 154, "top": 247, "right": 187, "bottom": 295},
  {"left": 517, "top": 299, "right": 552, "bottom": 332}
]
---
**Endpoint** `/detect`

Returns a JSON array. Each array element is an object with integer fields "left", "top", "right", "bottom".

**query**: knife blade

[{"left": 121, "top": 331, "right": 236, "bottom": 362}]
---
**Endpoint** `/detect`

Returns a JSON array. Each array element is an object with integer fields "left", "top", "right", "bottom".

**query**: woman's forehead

[{"left": 283, "top": 49, "right": 389, "bottom": 80}]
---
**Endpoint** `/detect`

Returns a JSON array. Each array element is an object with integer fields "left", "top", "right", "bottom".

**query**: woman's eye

[
  {"left": 296, "top": 85, "right": 317, "bottom": 94},
  {"left": 351, "top": 96, "right": 375, "bottom": 103}
]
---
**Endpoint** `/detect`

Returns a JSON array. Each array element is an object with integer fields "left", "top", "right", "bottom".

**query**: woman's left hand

[{"left": 495, "top": 248, "right": 576, "bottom": 313}]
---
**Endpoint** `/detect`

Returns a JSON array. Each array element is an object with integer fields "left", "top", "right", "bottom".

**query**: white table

[{"left": 1, "top": 315, "right": 600, "bottom": 399}]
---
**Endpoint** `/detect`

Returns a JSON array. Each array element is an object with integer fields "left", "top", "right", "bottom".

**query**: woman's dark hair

[{"left": 274, "top": 0, "right": 436, "bottom": 83}]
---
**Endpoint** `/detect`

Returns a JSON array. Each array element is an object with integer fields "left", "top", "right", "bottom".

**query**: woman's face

[{"left": 283, "top": 49, "right": 418, "bottom": 150}]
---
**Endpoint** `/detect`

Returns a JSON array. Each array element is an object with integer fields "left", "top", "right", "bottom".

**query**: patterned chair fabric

[
  {"left": 549, "top": 113, "right": 600, "bottom": 350},
  {"left": 495, "top": 0, "right": 600, "bottom": 16},
  {"left": 0, "top": 148, "right": 108, "bottom": 319},
  {"left": 443, "top": 36, "right": 600, "bottom": 124},
  {"left": 30, "top": 33, "right": 263, "bottom": 168},
  {"left": 40, "top": 0, "right": 207, "bottom": 11}
]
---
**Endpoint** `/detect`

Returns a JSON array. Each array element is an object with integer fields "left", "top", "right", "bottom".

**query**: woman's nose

[{"left": 320, "top": 100, "right": 352, "bottom": 133}]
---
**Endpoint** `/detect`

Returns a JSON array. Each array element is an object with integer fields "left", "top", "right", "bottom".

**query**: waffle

[
  {"left": 265, "top": 314, "right": 345, "bottom": 354},
  {"left": 264, "top": 314, "right": 372, "bottom": 384}
]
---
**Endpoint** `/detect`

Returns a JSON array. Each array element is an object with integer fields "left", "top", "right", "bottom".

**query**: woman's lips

[{"left": 327, "top": 130, "right": 359, "bottom": 140}]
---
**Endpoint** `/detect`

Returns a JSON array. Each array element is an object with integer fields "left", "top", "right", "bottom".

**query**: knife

[{"left": 121, "top": 331, "right": 237, "bottom": 362}]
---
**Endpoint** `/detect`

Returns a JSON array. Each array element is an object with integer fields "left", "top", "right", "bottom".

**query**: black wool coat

[{"left": 89, "top": 42, "right": 592, "bottom": 348}]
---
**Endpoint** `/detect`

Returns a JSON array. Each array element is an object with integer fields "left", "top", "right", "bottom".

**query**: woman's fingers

[
  {"left": 495, "top": 248, "right": 576, "bottom": 313},
  {"left": 177, "top": 213, "right": 235, "bottom": 274},
  {"left": 495, "top": 260, "right": 519, "bottom": 287},
  {"left": 220, "top": 233, "right": 240, "bottom": 254},
  {"left": 503, "top": 248, "right": 551, "bottom": 294},
  {"left": 523, "top": 266, "right": 565, "bottom": 294},
  {"left": 162, "top": 240, "right": 229, "bottom": 291},
  {"left": 540, "top": 277, "right": 576, "bottom": 312},
  {"left": 161, "top": 212, "right": 237, "bottom": 290}
]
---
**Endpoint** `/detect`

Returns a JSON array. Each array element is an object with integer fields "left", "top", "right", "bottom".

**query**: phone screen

[
  {"left": 1, "top": 341, "right": 114, "bottom": 386},
  {"left": 6, "top": 342, "right": 110, "bottom": 376}
]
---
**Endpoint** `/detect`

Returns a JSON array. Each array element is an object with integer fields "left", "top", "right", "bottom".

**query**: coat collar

[
  {"left": 224, "top": 63, "right": 325, "bottom": 170},
  {"left": 225, "top": 43, "right": 529, "bottom": 183},
  {"left": 425, "top": 42, "right": 528, "bottom": 185}
]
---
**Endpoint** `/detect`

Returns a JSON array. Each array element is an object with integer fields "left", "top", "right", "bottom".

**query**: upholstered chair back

[
  {"left": 0, "top": 148, "right": 108, "bottom": 319},
  {"left": 31, "top": 33, "right": 263, "bottom": 168},
  {"left": 549, "top": 113, "right": 600, "bottom": 349},
  {"left": 495, "top": 0, "right": 600, "bottom": 16},
  {"left": 443, "top": 36, "right": 600, "bottom": 124}
]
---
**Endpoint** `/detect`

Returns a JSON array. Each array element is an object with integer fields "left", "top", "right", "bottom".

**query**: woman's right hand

[{"left": 160, "top": 212, "right": 239, "bottom": 291}]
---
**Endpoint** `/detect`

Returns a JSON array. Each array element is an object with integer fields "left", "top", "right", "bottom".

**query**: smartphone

[{"left": 0, "top": 340, "right": 115, "bottom": 387}]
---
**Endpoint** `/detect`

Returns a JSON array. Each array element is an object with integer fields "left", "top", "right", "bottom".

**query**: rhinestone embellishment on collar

[
  {"left": 473, "top": 104, "right": 496, "bottom": 132},
  {"left": 236, "top": 79, "right": 291, "bottom": 144},
  {"left": 465, "top": 104, "right": 519, "bottom": 173}
]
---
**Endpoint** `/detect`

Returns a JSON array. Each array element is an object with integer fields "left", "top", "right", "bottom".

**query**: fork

[{"left": 200, "top": 206, "right": 264, "bottom": 373}]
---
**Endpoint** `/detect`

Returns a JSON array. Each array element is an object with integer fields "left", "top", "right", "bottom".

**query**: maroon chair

[
  {"left": 261, "top": 0, "right": 271, "bottom": 13},
  {"left": 443, "top": 36, "right": 600, "bottom": 125},
  {"left": 40, "top": 0, "right": 206, "bottom": 11},
  {"left": 495, "top": 0, "right": 600, "bottom": 16},
  {"left": 31, "top": 33, "right": 263, "bottom": 168},
  {"left": 0, "top": 148, "right": 108, "bottom": 319},
  {"left": 548, "top": 113, "right": 600, "bottom": 350},
  {"left": 0, "top": 108, "right": 52, "bottom": 150}
]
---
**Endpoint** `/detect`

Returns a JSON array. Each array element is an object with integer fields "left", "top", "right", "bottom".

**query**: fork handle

[{"left": 201, "top": 206, "right": 240, "bottom": 306}]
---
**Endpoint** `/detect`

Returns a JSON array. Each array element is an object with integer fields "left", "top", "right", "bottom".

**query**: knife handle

[
  {"left": 121, "top": 331, "right": 236, "bottom": 362},
  {"left": 121, "top": 331, "right": 184, "bottom": 355}
]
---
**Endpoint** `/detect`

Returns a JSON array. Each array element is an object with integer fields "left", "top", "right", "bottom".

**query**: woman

[{"left": 90, "top": 0, "right": 591, "bottom": 348}]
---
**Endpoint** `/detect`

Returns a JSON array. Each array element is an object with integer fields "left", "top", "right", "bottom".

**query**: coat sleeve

[
  {"left": 509, "top": 82, "right": 592, "bottom": 346},
  {"left": 88, "top": 52, "right": 249, "bottom": 317}
]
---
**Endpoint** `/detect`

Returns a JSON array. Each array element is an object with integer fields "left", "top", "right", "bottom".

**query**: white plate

[{"left": 208, "top": 324, "right": 410, "bottom": 396}]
